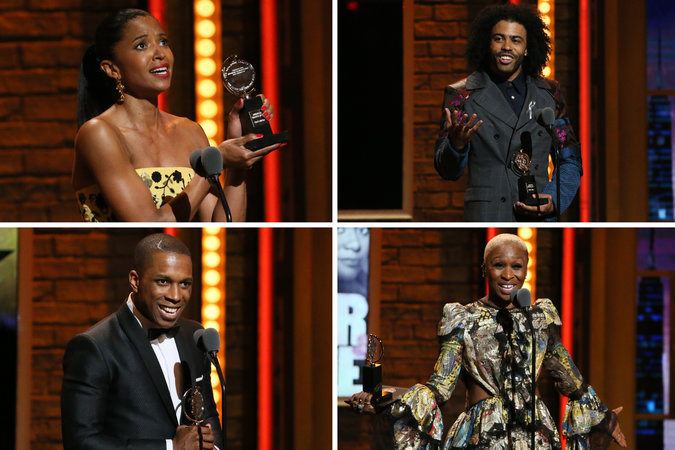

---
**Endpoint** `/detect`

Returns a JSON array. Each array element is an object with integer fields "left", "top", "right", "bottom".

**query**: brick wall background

[
  {"left": 0, "top": 1, "right": 143, "bottom": 221},
  {"left": 412, "top": 0, "right": 580, "bottom": 221},
  {"left": 28, "top": 228, "right": 260, "bottom": 449},
  {"left": 338, "top": 228, "right": 567, "bottom": 447}
]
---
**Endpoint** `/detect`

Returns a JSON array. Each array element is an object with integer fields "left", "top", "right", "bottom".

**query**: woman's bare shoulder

[{"left": 75, "top": 116, "right": 128, "bottom": 162}]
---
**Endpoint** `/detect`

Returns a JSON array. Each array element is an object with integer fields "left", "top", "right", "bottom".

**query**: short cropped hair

[
  {"left": 134, "top": 233, "right": 191, "bottom": 274},
  {"left": 466, "top": 4, "right": 551, "bottom": 78},
  {"left": 483, "top": 233, "right": 528, "bottom": 264}
]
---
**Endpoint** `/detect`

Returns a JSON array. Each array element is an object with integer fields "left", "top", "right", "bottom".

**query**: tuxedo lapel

[{"left": 116, "top": 305, "right": 179, "bottom": 427}]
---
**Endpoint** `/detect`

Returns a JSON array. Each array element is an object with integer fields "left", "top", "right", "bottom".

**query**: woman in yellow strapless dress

[{"left": 73, "top": 9, "right": 281, "bottom": 222}]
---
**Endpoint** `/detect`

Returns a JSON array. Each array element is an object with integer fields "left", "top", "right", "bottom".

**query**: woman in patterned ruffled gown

[
  {"left": 73, "top": 9, "right": 281, "bottom": 222},
  {"left": 348, "top": 234, "right": 626, "bottom": 449}
]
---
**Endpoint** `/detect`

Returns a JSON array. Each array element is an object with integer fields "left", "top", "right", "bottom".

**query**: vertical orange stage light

[
  {"left": 260, "top": 0, "right": 281, "bottom": 222},
  {"left": 194, "top": 0, "right": 224, "bottom": 147},
  {"left": 258, "top": 228, "right": 274, "bottom": 450},
  {"left": 559, "top": 228, "right": 575, "bottom": 445},
  {"left": 202, "top": 228, "right": 226, "bottom": 423},
  {"left": 518, "top": 228, "right": 537, "bottom": 302}
]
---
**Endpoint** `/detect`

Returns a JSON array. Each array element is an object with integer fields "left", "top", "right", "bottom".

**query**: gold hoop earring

[{"left": 115, "top": 77, "right": 125, "bottom": 103}]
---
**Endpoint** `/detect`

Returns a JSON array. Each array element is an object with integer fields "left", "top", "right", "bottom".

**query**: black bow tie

[{"left": 147, "top": 325, "right": 180, "bottom": 340}]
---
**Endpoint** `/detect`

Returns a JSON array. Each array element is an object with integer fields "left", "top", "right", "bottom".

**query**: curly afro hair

[{"left": 466, "top": 4, "right": 551, "bottom": 78}]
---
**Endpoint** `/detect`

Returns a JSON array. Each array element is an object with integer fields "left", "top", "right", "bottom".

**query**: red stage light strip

[
  {"left": 559, "top": 228, "right": 575, "bottom": 445},
  {"left": 163, "top": 227, "right": 177, "bottom": 237},
  {"left": 261, "top": 0, "right": 281, "bottom": 222},
  {"left": 148, "top": 0, "right": 168, "bottom": 112},
  {"left": 258, "top": 228, "right": 274, "bottom": 449},
  {"left": 579, "top": 0, "right": 591, "bottom": 221}
]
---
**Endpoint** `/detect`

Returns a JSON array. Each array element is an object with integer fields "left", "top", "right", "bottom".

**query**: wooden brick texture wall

[
  {"left": 29, "top": 228, "right": 259, "bottom": 449},
  {"left": 0, "top": 1, "right": 143, "bottom": 222},
  {"left": 31, "top": 228, "right": 149, "bottom": 448},
  {"left": 412, "top": 0, "right": 580, "bottom": 221},
  {"left": 338, "top": 228, "right": 564, "bottom": 447}
]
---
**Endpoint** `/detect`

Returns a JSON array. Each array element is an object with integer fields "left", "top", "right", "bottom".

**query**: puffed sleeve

[
  {"left": 390, "top": 303, "right": 467, "bottom": 448},
  {"left": 538, "top": 299, "right": 612, "bottom": 449}
]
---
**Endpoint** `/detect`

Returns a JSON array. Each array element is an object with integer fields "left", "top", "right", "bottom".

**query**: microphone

[
  {"left": 189, "top": 147, "right": 232, "bottom": 222},
  {"left": 190, "top": 147, "right": 222, "bottom": 178},
  {"left": 193, "top": 327, "right": 226, "bottom": 443},
  {"left": 535, "top": 107, "right": 555, "bottom": 129},
  {"left": 193, "top": 327, "right": 221, "bottom": 355},
  {"left": 509, "top": 288, "right": 532, "bottom": 309}
]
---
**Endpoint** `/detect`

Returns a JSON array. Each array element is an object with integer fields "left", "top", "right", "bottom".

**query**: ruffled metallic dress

[{"left": 390, "top": 299, "right": 611, "bottom": 449}]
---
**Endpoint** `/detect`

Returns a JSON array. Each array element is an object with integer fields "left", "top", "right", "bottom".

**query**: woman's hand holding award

[{"left": 221, "top": 55, "right": 289, "bottom": 150}]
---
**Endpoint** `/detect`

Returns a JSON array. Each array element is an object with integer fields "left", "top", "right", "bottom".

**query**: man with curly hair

[{"left": 434, "top": 4, "right": 582, "bottom": 221}]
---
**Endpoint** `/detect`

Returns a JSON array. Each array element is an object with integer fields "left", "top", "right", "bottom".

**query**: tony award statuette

[
  {"left": 221, "top": 55, "right": 289, "bottom": 150},
  {"left": 513, "top": 131, "right": 547, "bottom": 206},
  {"left": 182, "top": 386, "right": 205, "bottom": 425},
  {"left": 363, "top": 334, "right": 392, "bottom": 405}
]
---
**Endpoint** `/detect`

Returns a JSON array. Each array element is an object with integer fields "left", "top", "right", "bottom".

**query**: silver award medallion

[{"left": 221, "top": 55, "right": 256, "bottom": 98}]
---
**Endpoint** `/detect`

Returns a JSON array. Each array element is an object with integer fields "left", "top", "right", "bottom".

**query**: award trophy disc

[
  {"left": 182, "top": 386, "right": 205, "bottom": 425},
  {"left": 363, "top": 334, "right": 392, "bottom": 405},
  {"left": 221, "top": 55, "right": 289, "bottom": 151}
]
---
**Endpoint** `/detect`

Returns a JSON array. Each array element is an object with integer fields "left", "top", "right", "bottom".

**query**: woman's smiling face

[{"left": 483, "top": 240, "right": 528, "bottom": 306}]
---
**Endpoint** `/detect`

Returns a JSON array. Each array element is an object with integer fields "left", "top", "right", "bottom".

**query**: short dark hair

[
  {"left": 77, "top": 9, "right": 152, "bottom": 126},
  {"left": 466, "top": 4, "right": 551, "bottom": 78},
  {"left": 134, "top": 233, "right": 191, "bottom": 275}
]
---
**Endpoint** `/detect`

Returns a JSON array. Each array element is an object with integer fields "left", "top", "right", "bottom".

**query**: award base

[
  {"left": 518, "top": 175, "right": 547, "bottom": 206},
  {"left": 239, "top": 96, "right": 289, "bottom": 150},
  {"left": 363, "top": 363, "right": 392, "bottom": 405}
]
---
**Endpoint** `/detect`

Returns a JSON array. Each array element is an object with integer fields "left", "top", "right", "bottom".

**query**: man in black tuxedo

[{"left": 61, "top": 233, "right": 223, "bottom": 449}]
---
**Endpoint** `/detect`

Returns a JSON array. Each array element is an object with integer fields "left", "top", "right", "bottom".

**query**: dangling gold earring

[{"left": 115, "top": 76, "right": 125, "bottom": 103}]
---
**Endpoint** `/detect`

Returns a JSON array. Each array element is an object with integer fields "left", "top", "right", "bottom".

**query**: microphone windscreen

[
  {"left": 202, "top": 327, "right": 221, "bottom": 353},
  {"left": 536, "top": 107, "right": 555, "bottom": 127},
  {"left": 201, "top": 146, "right": 223, "bottom": 178},
  {"left": 193, "top": 328, "right": 205, "bottom": 348},
  {"left": 510, "top": 288, "right": 532, "bottom": 308},
  {"left": 190, "top": 148, "right": 206, "bottom": 177}
]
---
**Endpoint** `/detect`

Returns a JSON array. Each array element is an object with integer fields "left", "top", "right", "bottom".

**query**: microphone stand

[
  {"left": 554, "top": 136, "right": 561, "bottom": 223},
  {"left": 208, "top": 175, "right": 232, "bottom": 222},
  {"left": 207, "top": 351, "right": 227, "bottom": 448},
  {"left": 523, "top": 307, "right": 536, "bottom": 450}
]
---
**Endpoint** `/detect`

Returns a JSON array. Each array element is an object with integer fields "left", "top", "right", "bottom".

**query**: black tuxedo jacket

[{"left": 61, "top": 304, "right": 223, "bottom": 449}]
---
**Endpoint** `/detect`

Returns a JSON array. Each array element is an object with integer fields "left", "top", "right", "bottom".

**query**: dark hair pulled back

[{"left": 77, "top": 8, "right": 151, "bottom": 127}]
